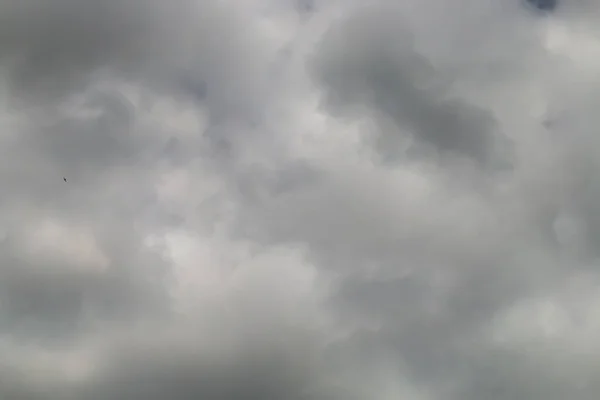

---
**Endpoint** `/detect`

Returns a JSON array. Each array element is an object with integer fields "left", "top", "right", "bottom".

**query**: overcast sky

[{"left": 1, "top": 0, "right": 600, "bottom": 398}]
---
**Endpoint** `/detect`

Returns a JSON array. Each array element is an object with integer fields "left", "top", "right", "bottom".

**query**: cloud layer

[{"left": 1, "top": 0, "right": 600, "bottom": 399}]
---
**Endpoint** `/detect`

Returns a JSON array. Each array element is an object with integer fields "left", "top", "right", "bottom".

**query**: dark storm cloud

[
  {"left": 526, "top": 0, "right": 558, "bottom": 12},
  {"left": 2, "top": 0, "right": 600, "bottom": 399},
  {"left": 0, "top": 0, "right": 271, "bottom": 126},
  {"left": 79, "top": 327, "right": 331, "bottom": 400},
  {"left": 0, "top": 0, "right": 189, "bottom": 101},
  {"left": 311, "top": 5, "right": 507, "bottom": 165}
]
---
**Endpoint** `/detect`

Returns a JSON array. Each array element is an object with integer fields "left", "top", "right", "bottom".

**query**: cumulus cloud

[{"left": 1, "top": 0, "right": 600, "bottom": 399}]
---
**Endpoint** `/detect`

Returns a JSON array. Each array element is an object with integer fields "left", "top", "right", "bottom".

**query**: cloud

[
  {"left": 2, "top": 0, "right": 600, "bottom": 399},
  {"left": 311, "top": 4, "right": 504, "bottom": 165}
]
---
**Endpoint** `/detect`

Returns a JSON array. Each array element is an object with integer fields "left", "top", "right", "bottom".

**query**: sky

[{"left": 1, "top": 0, "right": 600, "bottom": 398}]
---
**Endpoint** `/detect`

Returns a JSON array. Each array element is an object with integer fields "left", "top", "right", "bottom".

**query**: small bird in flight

[{"left": 63, "top": 177, "right": 67, "bottom": 182}]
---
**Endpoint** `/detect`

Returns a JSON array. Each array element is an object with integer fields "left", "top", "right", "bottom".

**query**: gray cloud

[
  {"left": 311, "top": 4, "right": 508, "bottom": 166},
  {"left": 2, "top": 0, "right": 600, "bottom": 399}
]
